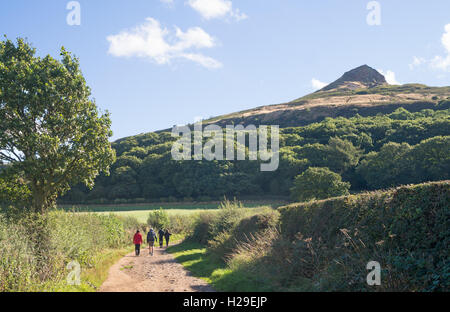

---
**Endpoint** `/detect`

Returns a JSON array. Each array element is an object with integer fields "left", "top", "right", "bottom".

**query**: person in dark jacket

[
  {"left": 158, "top": 229, "right": 165, "bottom": 248},
  {"left": 133, "top": 230, "right": 143, "bottom": 256},
  {"left": 164, "top": 229, "right": 172, "bottom": 247},
  {"left": 147, "top": 229, "right": 157, "bottom": 256}
]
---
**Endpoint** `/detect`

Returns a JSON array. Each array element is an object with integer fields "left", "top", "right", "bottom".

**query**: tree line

[{"left": 61, "top": 107, "right": 450, "bottom": 204}]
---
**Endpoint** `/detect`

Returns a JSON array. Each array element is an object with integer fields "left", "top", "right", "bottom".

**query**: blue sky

[{"left": 1, "top": 0, "right": 449, "bottom": 140}]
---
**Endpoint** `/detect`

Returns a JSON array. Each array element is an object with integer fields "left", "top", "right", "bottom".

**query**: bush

[
  {"left": 290, "top": 167, "right": 350, "bottom": 202},
  {"left": 278, "top": 181, "right": 450, "bottom": 291},
  {"left": 189, "top": 212, "right": 217, "bottom": 245},
  {"left": 189, "top": 199, "right": 246, "bottom": 244},
  {"left": 147, "top": 208, "right": 170, "bottom": 230},
  {"left": 168, "top": 214, "right": 195, "bottom": 234},
  {"left": 209, "top": 209, "right": 280, "bottom": 262},
  {"left": 209, "top": 199, "right": 246, "bottom": 239}
]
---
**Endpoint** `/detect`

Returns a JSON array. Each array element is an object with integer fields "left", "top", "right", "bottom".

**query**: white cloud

[
  {"left": 378, "top": 69, "right": 400, "bottom": 85},
  {"left": 311, "top": 78, "right": 327, "bottom": 90},
  {"left": 410, "top": 24, "right": 450, "bottom": 72},
  {"left": 430, "top": 24, "right": 450, "bottom": 71},
  {"left": 106, "top": 18, "right": 222, "bottom": 69},
  {"left": 187, "top": 0, "right": 248, "bottom": 21},
  {"left": 409, "top": 56, "right": 426, "bottom": 70},
  {"left": 180, "top": 53, "right": 223, "bottom": 69}
]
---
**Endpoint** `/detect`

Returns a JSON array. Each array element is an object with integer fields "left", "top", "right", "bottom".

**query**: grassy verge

[
  {"left": 46, "top": 246, "right": 134, "bottom": 292},
  {"left": 167, "top": 241, "right": 225, "bottom": 286},
  {"left": 167, "top": 240, "right": 271, "bottom": 292}
]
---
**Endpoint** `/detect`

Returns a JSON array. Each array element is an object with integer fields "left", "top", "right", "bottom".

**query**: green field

[
  {"left": 63, "top": 201, "right": 285, "bottom": 223},
  {"left": 97, "top": 209, "right": 216, "bottom": 223}
]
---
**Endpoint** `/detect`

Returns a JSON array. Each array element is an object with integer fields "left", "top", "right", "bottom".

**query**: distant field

[
  {"left": 62, "top": 201, "right": 286, "bottom": 223},
  {"left": 60, "top": 200, "right": 285, "bottom": 212},
  {"left": 100, "top": 206, "right": 278, "bottom": 223},
  {"left": 97, "top": 209, "right": 217, "bottom": 223}
]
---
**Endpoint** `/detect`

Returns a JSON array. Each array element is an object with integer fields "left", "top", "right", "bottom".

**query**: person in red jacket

[{"left": 133, "top": 230, "right": 143, "bottom": 256}]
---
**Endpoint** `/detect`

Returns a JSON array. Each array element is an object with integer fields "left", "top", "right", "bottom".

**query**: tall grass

[{"left": 0, "top": 210, "right": 139, "bottom": 292}]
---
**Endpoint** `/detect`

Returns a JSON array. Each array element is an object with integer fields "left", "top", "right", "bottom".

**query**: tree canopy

[
  {"left": 290, "top": 167, "right": 350, "bottom": 202},
  {"left": 0, "top": 37, "right": 115, "bottom": 212}
]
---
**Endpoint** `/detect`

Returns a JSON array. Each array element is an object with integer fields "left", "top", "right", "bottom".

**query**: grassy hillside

[
  {"left": 176, "top": 181, "right": 449, "bottom": 292},
  {"left": 196, "top": 84, "right": 450, "bottom": 129}
]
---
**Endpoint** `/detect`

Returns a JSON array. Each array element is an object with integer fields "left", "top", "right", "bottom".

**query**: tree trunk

[
  {"left": 28, "top": 181, "right": 55, "bottom": 280},
  {"left": 30, "top": 182, "right": 52, "bottom": 214}
]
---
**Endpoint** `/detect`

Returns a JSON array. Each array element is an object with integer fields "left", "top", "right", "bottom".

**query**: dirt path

[{"left": 99, "top": 245, "right": 215, "bottom": 292}]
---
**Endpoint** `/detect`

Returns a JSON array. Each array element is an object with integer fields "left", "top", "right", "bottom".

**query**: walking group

[{"left": 133, "top": 228, "right": 172, "bottom": 256}]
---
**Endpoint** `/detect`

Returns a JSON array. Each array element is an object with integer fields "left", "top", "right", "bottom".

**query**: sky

[{"left": 1, "top": 0, "right": 449, "bottom": 140}]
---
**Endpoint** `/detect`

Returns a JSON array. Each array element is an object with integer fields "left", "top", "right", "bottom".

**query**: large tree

[
  {"left": 290, "top": 167, "right": 350, "bottom": 202},
  {"left": 0, "top": 37, "right": 115, "bottom": 213}
]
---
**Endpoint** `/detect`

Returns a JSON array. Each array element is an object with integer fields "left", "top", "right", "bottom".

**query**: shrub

[
  {"left": 278, "top": 181, "right": 450, "bottom": 291},
  {"left": 290, "top": 167, "right": 350, "bottom": 202},
  {"left": 209, "top": 209, "right": 280, "bottom": 262},
  {"left": 147, "top": 208, "right": 170, "bottom": 230},
  {"left": 168, "top": 214, "right": 195, "bottom": 234},
  {"left": 208, "top": 199, "right": 246, "bottom": 239},
  {"left": 189, "top": 212, "right": 217, "bottom": 245}
]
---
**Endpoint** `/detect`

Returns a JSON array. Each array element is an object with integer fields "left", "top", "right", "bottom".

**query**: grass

[
  {"left": 77, "top": 205, "right": 278, "bottom": 223},
  {"left": 167, "top": 241, "right": 226, "bottom": 286},
  {"left": 97, "top": 209, "right": 218, "bottom": 223},
  {"left": 59, "top": 200, "right": 284, "bottom": 213},
  {"left": 167, "top": 240, "right": 273, "bottom": 292},
  {"left": 61, "top": 203, "right": 222, "bottom": 212},
  {"left": 47, "top": 246, "right": 133, "bottom": 292}
]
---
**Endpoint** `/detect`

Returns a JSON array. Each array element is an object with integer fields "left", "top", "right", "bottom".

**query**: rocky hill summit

[{"left": 319, "top": 65, "right": 388, "bottom": 92}]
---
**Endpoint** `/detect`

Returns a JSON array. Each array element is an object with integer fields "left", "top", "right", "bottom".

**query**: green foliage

[
  {"left": 357, "top": 136, "right": 450, "bottom": 189},
  {"left": 209, "top": 199, "right": 246, "bottom": 239},
  {"left": 290, "top": 167, "right": 350, "bottom": 201},
  {"left": 168, "top": 225, "right": 280, "bottom": 292},
  {"left": 357, "top": 142, "right": 412, "bottom": 189},
  {"left": 188, "top": 199, "right": 244, "bottom": 245},
  {"left": 208, "top": 209, "right": 280, "bottom": 262},
  {"left": 0, "top": 37, "right": 115, "bottom": 213},
  {"left": 147, "top": 208, "right": 170, "bottom": 230},
  {"left": 173, "top": 181, "right": 449, "bottom": 292},
  {"left": 278, "top": 181, "right": 450, "bottom": 291},
  {"left": 189, "top": 211, "right": 217, "bottom": 245},
  {"left": 168, "top": 214, "right": 196, "bottom": 234},
  {"left": 0, "top": 210, "right": 137, "bottom": 291},
  {"left": 63, "top": 107, "right": 450, "bottom": 204}
]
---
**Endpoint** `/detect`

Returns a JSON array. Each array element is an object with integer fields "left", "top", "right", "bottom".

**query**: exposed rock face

[{"left": 320, "top": 65, "right": 387, "bottom": 91}]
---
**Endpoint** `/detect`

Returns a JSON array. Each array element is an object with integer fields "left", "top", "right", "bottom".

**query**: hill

[
  {"left": 185, "top": 65, "right": 450, "bottom": 129},
  {"left": 319, "top": 64, "right": 387, "bottom": 91},
  {"left": 58, "top": 65, "right": 450, "bottom": 205}
]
